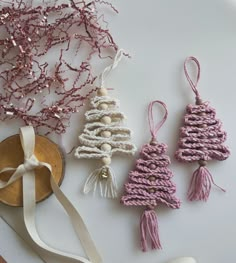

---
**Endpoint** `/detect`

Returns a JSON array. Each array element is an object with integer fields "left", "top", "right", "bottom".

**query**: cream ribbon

[
  {"left": 0, "top": 126, "right": 102, "bottom": 263},
  {"left": 100, "top": 48, "right": 125, "bottom": 88}
]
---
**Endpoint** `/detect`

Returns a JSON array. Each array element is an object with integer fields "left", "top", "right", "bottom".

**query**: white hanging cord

[{"left": 100, "top": 49, "right": 126, "bottom": 88}]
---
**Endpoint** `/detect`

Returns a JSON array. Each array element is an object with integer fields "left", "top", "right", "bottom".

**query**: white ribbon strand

[
  {"left": 0, "top": 126, "right": 102, "bottom": 263},
  {"left": 100, "top": 49, "right": 126, "bottom": 88}
]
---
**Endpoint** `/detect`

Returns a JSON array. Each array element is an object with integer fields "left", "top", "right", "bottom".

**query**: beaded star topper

[
  {"left": 175, "top": 56, "right": 230, "bottom": 201},
  {"left": 121, "top": 100, "right": 180, "bottom": 252}
]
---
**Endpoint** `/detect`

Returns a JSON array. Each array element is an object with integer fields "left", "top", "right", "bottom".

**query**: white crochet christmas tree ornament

[{"left": 75, "top": 50, "right": 136, "bottom": 198}]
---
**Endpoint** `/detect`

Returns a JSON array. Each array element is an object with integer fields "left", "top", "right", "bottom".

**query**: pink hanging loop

[
  {"left": 148, "top": 100, "right": 168, "bottom": 140},
  {"left": 184, "top": 56, "right": 201, "bottom": 101}
]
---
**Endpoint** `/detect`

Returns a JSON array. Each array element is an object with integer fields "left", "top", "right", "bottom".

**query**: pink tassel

[
  {"left": 140, "top": 209, "right": 162, "bottom": 252},
  {"left": 187, "top": 165, "right": 225, "bottom": 202}
]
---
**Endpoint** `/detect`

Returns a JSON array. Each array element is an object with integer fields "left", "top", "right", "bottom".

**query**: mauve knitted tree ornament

[
  {"left": 121, "top": 100, "right": 180, "bottom": 252},
  {"left": 175, "top": 56, "right": 230, "bottom": 202}
]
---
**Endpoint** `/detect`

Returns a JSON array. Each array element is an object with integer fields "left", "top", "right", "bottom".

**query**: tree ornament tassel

[
  {"left": 83, "top": 166, "right": 118, "bottom": 198},
  {"left": 140, "top": 209, "right": 162, "bottom": 252},
  {"left": 187, "top": 164, "right": 225, "bottom": 202}
]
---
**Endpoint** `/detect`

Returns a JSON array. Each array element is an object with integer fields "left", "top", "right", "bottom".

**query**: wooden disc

[
  {"left": 0, "top": 256, "right": 7, "bottom": 263},
  {"left": 0, "top": 134, "right": 64, "bottom": 207}
]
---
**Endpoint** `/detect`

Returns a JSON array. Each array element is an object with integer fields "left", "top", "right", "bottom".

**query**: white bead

[
  {"left": 101, "top": 131, "right": 111, "bottom": 138},
  {"left": 102, "top": 156, "right": 111, "bottom": 165},
  {"left": 167, "top": 257, "right": 197, "bottom": 263},
  {"left": 99, "top": 103, "right": 108, "bottom": 110},
  {"left": 101, "top": 143, "right": 112, "bottom": 152},
  {"left": 97, "top": 88, "right": 108, "bottom": 96},
  {"left": 101, "top": 116, "right": 111, "bottom": 124}
]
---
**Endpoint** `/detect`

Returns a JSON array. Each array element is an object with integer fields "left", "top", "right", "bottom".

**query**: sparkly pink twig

[{"left": 0, "top": 0, "right": 118, "bottom": 134}]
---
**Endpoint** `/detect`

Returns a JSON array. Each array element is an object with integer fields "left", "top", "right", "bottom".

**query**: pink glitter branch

[{"left": 0, "top": 0, "right": 118, "bottom": 135}]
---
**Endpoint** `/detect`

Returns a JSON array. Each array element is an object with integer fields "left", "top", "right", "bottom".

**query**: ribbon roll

[{"left": 0, "top": 126, "right": 102, "bottom": 263}]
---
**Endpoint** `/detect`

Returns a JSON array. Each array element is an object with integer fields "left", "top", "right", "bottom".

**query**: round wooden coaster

[{"left": 0, "top": 134, "right": 65, "bottom": 207}]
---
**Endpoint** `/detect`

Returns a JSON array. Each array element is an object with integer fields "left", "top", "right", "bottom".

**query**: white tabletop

[{"left": 0, "top": 1, "right": 236, "bottom": 263}]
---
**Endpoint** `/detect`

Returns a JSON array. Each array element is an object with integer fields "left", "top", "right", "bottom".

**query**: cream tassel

[{"left": 83, "top": 166, "right": 117, "bottom": 198}]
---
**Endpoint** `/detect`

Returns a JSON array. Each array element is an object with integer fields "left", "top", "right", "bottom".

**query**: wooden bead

[
  {"left": 149, "top": 176, "right": 156, "bottom": 181},
  {"left": 101, "top": 116, "right": 112, "bottom": 124},
  {"left": 148, "top": 188, "right": 155, "bottom": 193},
  {"left": 196, "top": 97, "right": 203, "bottom": 105},
  {"left": 149, "top": 163, "right": 156, "bottom": 170},
  {"left": 101, "top": 143, "right": 111, "bottom": 152},
  {"left": 102, "top": 156, "right": 111, "bottom": 165},
  {"left": 199, "top": 160, "right": 207, "bottom": 166},
  {"left": 150, "top": 138, "right": 158, "bottom": 145},
  {"left": 150, "top": 153, "right": 157, "bottom": 157},
  {"left": 101, "top": 131, "right": 111, "bottom": 138},
  {"left": 97, "top": 88, "right": 108, "bottom": 96},
  {"left": 99, "top": 103, "right": 108, "bottom": 110},
  {"left": 199, "top": 123, "right": 207, "bottom": 128}
]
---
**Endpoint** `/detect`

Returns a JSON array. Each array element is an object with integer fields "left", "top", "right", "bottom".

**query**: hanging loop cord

[{"left": 148, "top": 100, "right": 168, "bottom": 141}]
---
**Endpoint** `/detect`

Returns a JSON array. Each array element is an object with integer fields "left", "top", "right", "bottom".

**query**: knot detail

[{"left": 24, "top": 155, "right": 40, "bottom": 171}]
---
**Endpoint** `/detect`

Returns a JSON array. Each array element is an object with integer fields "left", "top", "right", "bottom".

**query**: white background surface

[
  {"left": 0, "top": 217, "right": 43, "bottom": 263},
  {"left": 1, "top": 0, "right": 236, "bottom": 263}
]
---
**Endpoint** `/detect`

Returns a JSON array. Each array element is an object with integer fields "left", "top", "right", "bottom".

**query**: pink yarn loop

[
  {"left": 184, "top": 56, "right": 201, "bottom": 99},
  {"left": 148, "top": 100, "right": 168, "bottom": 139}
]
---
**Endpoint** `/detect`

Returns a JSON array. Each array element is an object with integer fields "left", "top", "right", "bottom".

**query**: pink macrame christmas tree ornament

[
  {"left": 175, "top": 56, "right": 230, "bottom": 202},
  {"left": 121, "top": 101, "right": 180, "bottom": 252}
]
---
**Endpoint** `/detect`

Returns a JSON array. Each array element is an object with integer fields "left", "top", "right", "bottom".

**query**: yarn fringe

[
  {"left": 140, "top": 208, "right": 162, "bottom": 252},
  {"left": 187, "top": 165, "right": 225, "bottom": 202},
  {"left": 83, "top": 166, "right": 118, "bottom": 198}
]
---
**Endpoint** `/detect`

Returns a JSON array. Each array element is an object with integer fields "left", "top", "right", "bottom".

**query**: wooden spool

[{"left": 0, "top": 134, "right": 64, "bottom": 207}]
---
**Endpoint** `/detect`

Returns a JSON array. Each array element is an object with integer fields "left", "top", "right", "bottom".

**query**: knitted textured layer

[
  {"left": 121, "top": 100, "right": 180, "bottom": 252},
  {"left": 122, "top": 142, "right": 180, "bottom": 209},
  {"left": 75, "top": 95, "right": 135, "bottom": 160},
  {"left": 175, "top": 102, "right": 230, "bottom": 162},
  {"left": 75, "top": 91, "right": 136, "bottom": 198}
]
